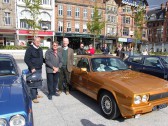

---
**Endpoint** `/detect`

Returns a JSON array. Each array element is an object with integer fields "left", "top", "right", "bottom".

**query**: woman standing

[{"left": 45, "top": 41, "right": 63, "bottom": 100}]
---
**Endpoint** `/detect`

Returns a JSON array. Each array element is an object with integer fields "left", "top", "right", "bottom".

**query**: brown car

[{"left": 71, "top": 54, "right": 168, "bottom": 119}]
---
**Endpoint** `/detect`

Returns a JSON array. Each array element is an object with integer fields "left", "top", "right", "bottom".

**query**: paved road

[{"left": 17, "top": 60, "right": 168, "bottom": 126}]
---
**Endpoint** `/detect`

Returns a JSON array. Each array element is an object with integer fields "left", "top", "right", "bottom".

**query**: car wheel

[{"left": 99, "top": 92, "right": 120, "bottom": 119}]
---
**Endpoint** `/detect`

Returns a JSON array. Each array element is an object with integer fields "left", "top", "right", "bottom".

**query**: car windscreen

[
  {"left": 91, "top": 57, "right": 128, "bottom": 72},
  {"left": 161, "top": 56, "right": 168, "bottom": 67},
  {"left": 0, "top": 58, "right": 16, "bottom": 76}
]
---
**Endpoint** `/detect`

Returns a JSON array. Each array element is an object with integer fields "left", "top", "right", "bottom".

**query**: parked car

[
  {"left": 124, "top": 55, "right": 168, "bottom": 80},
  {"left": 0, "top": 54, "right": 33, "bottom": 126},
  {"left": 71, "top": 54, "right": 168, "bottom": 119}
]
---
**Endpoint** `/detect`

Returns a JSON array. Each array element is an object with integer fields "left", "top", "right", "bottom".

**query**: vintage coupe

[
  {"left": 71, "top": 54, "right": 168, "bottom": 119},
  {"left": 0, "top": 54, "right": 33, "bottom": 126},
  {"left": 124, "top": 55, "right": 168, "bottom": 80}
]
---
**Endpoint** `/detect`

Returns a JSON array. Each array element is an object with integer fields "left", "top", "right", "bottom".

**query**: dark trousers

[
  {"left": 30, "top": 88, "right": 38, "bottom": 100},
  {"left": 58, "top": 67, "right": 70, "bottom": 91},
  {"left": 47, "top": 72, "right": 59, "bottom": 96}
]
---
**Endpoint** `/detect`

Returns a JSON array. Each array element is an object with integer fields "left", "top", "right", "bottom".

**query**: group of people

[
  {"left": 24, "top": 38, "right": 111, "bottom": 103},
  {"left": 77, "top": 43, "right": 110, "bottom": 55},
  {"left": 24, "top": 37, "right": 74, "bottom": 103}
]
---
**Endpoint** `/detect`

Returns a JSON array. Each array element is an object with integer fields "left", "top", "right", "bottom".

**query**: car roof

[
  {"left": 128, "top": 55, "right": 168, "bottom": 58},
  {"left": 0, "top": 53, "right": 13, "bottom": 58},
  {"left": 75, "top": 54, "right": 118, "bottom": 59}
]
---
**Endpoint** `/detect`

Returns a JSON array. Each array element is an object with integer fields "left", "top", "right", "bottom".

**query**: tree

[
  {"left": 24, "top": 0, "right": 41, "bottom": 38},
  {"left": 87, "top": 6, "right": 105, "bottom": 48},
  {"left": 133, "top": 3, "right": 146, "bottom": 51}
]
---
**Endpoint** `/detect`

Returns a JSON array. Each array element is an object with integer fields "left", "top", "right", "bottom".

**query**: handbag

[{"left": 26, "top": 71, "right": 43, "bottom": 87}]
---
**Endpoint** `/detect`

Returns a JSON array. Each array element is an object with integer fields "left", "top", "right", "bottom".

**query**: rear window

[{"left": 0, "top": 58, "right": 16, "bottom": 76}]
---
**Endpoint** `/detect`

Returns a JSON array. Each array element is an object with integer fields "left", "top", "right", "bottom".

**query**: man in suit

[{"left": 58, "top": 38, "right": 74, "bottom": 95}]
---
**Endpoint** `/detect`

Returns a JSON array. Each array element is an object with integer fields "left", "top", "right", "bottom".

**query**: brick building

[
  {"left": 106, "top": 0, "right": 148, "bottom": 51},
  {"left": 55, "top": 0, "right": 106, "bottom": 49},
  {"left": 146, "top": 2, "right": 168, "bottom": 52},
  {"left": 0, "top": 0, "right": 16, "bottom": 46}
]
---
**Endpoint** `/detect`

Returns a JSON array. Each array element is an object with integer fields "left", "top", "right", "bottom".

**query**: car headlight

[
  {"left": 134, "top": 95, "right": 141, "bottom": 104},
  {"left": 0, "top": 119, "right": 7, "bottom": 126},
  {"left": 10, "top": 115, "right": 25, "bottom": 126},
  {"left": 142, "top": 95, "right": 148, "bottom": 102}
]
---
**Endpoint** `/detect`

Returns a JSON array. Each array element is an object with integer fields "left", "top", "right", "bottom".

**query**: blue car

[
  {"left": 0, "top": 54, "right": 33, "bottom": 126},
  {"left": 124, "top": 55, "right": 168, "bottom": 80}
]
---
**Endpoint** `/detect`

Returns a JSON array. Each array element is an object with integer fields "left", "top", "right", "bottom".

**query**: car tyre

[{"left": 99, "top": 92, "right": 120, "bottom": 119}]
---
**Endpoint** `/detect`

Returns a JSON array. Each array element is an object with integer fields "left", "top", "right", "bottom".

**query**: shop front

[
  {"left": 118, "top": 37, "right": 133, "bottom": 50},
  {"left": 17, "top": 30, "right": 54, "bottom": 48},
  {"left": 55, "top": 33, "right": 104, "bottom": 50},
  {"left": 0, "top": 29, "right": 16, "bottom": 46}
]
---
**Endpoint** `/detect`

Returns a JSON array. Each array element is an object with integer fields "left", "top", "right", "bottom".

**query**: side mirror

[
  {"left": 22, "top": 69, "right": 30, "bottom": 75},
  {"left": 81, "top": 68, "right": 88, "bottom": 74}
]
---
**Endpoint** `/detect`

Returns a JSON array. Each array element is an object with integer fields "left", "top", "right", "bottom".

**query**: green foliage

[
  {"left": 0, "top": 46, "right": 49, "bottom": 50},
  {"left": 95, "top": 49, "right": 102, "bottom": 54},
  {"left": 24, "top": 0, "right": 42, "bottom": 36},
  {"left": 149, "top": 52, "right": 168, "bottom": 56},
  {"left": 134, "top": 3, "right": 146, "bottom": 41},
  {"left": 87, "top": 6, "right": 105, "bottom": 47}
]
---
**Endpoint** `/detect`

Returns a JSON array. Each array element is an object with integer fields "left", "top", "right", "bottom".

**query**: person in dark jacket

[
  {"left": 24, "top": 37, "right": 44, "bottom": 103},
  {"left": 77, "top": 43, "right": 86, "bottom": 55},
  {"left": 101, "top": 43, "right": 110, "bottom": 54},
  {"left": 45, "top": 41, "right": 63, "bottom": 100}
]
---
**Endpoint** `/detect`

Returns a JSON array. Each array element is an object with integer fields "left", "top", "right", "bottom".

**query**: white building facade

[{"left": 16, "top": 0, "right": 55, "bottom": 47}]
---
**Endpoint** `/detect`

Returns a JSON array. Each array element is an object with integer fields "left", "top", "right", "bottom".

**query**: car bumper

[{"left": 120, "top": 98, "right": 168, "bottom": 118}]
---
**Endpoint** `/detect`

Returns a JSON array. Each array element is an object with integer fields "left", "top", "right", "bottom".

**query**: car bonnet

[{"left": 0, "top": 76, "right": 27, "bottom": 115}]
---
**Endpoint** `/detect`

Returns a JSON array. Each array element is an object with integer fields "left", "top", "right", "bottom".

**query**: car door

[
  {"left": 126, "top": 56, "right": 143, "bottom": 71},
  {"left": 142, "top": 57, "right": 164, "bottom": 79},
  {"left": 71, "top": 57, "right": 90, "bottom": 94}
]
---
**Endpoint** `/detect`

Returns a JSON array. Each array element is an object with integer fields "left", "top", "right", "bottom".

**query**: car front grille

[{"left": 149, "top": 92, "right": 168, "bottom": 101}]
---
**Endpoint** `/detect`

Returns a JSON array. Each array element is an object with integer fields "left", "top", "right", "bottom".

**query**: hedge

[{"left": 0, "top": 46, "right": 49, "bottom": 50}]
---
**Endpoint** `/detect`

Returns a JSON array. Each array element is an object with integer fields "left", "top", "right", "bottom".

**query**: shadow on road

[
  {"left": 70, "top": 90, "right": 126, "bottom": 122},
  {"left": 40, "top": 79, "right": 48, "bottom": 96},
  {"left": 81, "top": 119, "right": 105, "bottom": 126}
]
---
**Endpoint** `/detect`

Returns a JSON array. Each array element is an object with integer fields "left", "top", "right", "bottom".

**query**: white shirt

[{"left": 33, "top": 44, "right": 39, "bottom": 49}]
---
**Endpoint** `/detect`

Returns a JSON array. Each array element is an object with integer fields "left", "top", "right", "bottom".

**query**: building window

[
  {"left": 4, "top": 12, "right": 11, "bottom": 25},
  {"left": 123, "top": 6, "right": 131, "bottom": 13},
  {"left": 67, "top": 22, "right": 71, "bottom": 32},
  {"left": 107, "top": 15, "right": 116, "bottom": 23},
  {"left": 20, "top": 19, "right": 32, "bottom": 29},
  {"left": 40, "top": 21, "right": 51, "bottom": 30},
  {"left": 107, "top": 27, "right": 116, "bottom": 35},
  {"left": 142, "top": 30, "right": 146, "bottom": 38},
  {"left": 91, "top": 9, "right": 94, "bottom": 18},
  {"left": 75, "top": 7, "right": 80, "bottom": 18},
  {"left": 3, "top": 0, "right": 10, "bottom": 3},
  {"left": 58, "top": 21, "right": 63, "bottom": 32},
  {"left": 67, "top": 6, "right": 71, "bottom": 17},
  {"left": 75, "top": 23, "right": 80, "bottom": 32},
  {"left": 41, "top": 0, "right": 50, "bottom": 5},
  {"left": 123, "top": 27, "right": 129, "bottom": 36},
  {"left": 83, "top": 23, "right": 87, "bottom": 33},
  {"left": 58, "top": 5, "right": 63, "bottom": 16},
  {"left": 83, "top": 8, "right": 87, "bottom": 19},
  {"left": 123, "top": 17, "right": 130, "bottom": 24},
  {"left": 20, "top": 19, "right": 28, "bottom": 29}
]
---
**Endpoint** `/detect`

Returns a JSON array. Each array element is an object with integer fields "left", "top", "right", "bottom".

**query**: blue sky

[{"left": 148, "top": 0, "right": 167, "bottom": 8}]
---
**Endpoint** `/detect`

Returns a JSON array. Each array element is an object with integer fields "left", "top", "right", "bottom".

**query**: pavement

[{"left": 17, "top": 60, "right": 168, "bottom": 126}]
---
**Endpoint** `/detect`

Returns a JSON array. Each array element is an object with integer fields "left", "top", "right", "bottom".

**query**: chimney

[{"left": 161, "top": 3, "right": 165, "bottom": 10}]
